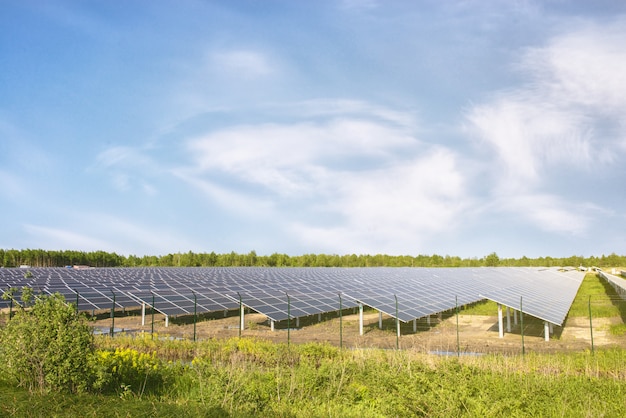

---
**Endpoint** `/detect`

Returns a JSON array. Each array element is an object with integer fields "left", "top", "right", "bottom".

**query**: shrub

[
  {"left": 0, "top": 290, "right": 94, "bottom": 393},
  {"left": 91, "top": 348, "right": 166, "bottom": 396}
]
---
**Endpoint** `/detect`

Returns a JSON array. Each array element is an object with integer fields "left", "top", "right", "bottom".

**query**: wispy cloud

[
  {"left": 209, "top": 49, "right": 276, "bottom": 80},
  {"left": 23, "top": 224, "right": 112, "bottom": 252},
  {"left": 93, "top": 146, "right": 160, "bottom": 194},
  {"left": 0, "top": 170, "right": 27, "bottom": 201},
  {"left": 289, "top": 147, "right": 468, "bottom": 254},
  {"left": 465, "top": 19, "right": 626, "bottom": 235},
  {"left": 177, "top": 101, "right": 468, "bottom": 254},
  {"left": 24, "top": 212, "right": 198, "bottom": 256}
]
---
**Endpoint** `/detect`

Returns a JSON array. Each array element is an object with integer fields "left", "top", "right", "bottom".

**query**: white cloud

[
  {"left": 24, "top": 212, "right": 198, "bottom": 256},
  {"left": 94, "top": 146, "right": 161, "bottom": 194},
  {"left": 465, "top": 20, "right": 626, "bottom": 235},
  {"left": 23, "top": 224, "right": 112, "bottom": 252},
  {"left": 522, "top": 21, "right": 626, "bottom": 112},
  {"left": 180, "top": 103, "right": 468, "bottom": 254},
  {"left": 495, "top": 194, "right": 595, "bottom": 235},
  {"left": 291, "top": 148, "right": 468, "bottom": 254},
  {"left": 170, "top": 168, "right": 275, "bottom": 218},
  {"left": 210, "top": 49, "right": 275, "bottom": 79},
  {"left": 468, "top": 20, "right": 626, "bottom": 182},
  {"left": 187, "top": 118, "right": 417, "bottom": 196},
  {"left": 467, "top": 98, "right": 593, "bottom": 190}
]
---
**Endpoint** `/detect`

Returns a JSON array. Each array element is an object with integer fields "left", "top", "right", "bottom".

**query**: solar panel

[
  {"left": 598, "top": 270, "right": 626, "bottom": 300},
  {"left": 0, "top": 266, "right": 586, "bottom": 328}
]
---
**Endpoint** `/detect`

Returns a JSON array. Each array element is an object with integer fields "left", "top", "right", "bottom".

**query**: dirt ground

[{"left": 90, "top": 307, "right": 624, "bottom": 355}]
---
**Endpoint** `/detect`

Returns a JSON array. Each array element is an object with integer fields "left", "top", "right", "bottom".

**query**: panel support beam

[
  {"left": 498, "top": 304, "right": 504, "bottom": 338},
  {"left": 544, "top": 321, "right": 550, "bottom": 341},
  {"left": 413, "top": 318, "right": 417, "bottom": 333},
  {"left": 378, "top": 311, "right": 383, "bottom": 329},
  {"left": 270, "top": 320, "right": 275, "bottom": 331},
  {"left": 141, "top": 303, "right": 146, "bottom": 326},
  {"left": 240, "top": 304, "right": 245, "bottom": 331},
  {"left": 506, "top": 306, "right": 511, "bottom": 333},
  {"left": 359, "top": 303, "right": 364, "bottom": 336}
]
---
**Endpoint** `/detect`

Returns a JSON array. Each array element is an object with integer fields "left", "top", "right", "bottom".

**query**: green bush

[
  {"left": 0, "top": 291, "right": 93, "bottom": 393},
  {"left": 91, "top": 347, "right": 167, "bottom": 396}
]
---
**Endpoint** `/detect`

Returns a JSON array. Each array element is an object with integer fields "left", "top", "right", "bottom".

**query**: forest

[{"left": 1, "top": 248, "right": 624, "bottom": 269}]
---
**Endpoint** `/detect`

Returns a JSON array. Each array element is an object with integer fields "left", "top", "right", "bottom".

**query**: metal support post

[
  {"left": 359, "top": 303, "right": 364, "bottom": 336},
  {"left": 237, "top": 292, "right": 243, "bottom": 338},
  {"left": 285, "top": 292, "right": 290, "bottom": 346},
  {"left": 519, "top": 296, "right": 526, "bottom": 357},
  {"left": 110, "top": 290, "right": 115, "bottom": 337},
  {"left": 506, "top": 306, "right": 511, "bottom": 333},
  {"left": 338, "top": 292, "right": 343, "bottom": 349},
  {"left": 151, "top": 292, "right": 155, "bottom": 339},
  {"left": 455, "top": 295, "right": 460, "bottom": 357},
  {"left": 193, "top": 291, "right": 197, "bottom": 341},
  {"left": 394, "top": 294, "right": 399, "bottom": 349},
  {"left": 498, "top": 304, "right": 504, "bottom": 338},
  {"left": 589, "top": 295, "right": 594, "bottom": 354}
]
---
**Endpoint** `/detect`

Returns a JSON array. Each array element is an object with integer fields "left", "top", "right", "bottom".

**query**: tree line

[{"left": 1, "top": 248, "right": 625, "bottom": 269}]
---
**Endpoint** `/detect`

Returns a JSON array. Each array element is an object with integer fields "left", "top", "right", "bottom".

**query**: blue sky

[{"left": 1, "top": 0, "right": 625, "bottom": 258}]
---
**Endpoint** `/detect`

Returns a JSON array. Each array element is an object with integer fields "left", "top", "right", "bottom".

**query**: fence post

[
  {"left": 192, "top": 291, "right": 197, "bottom": 342},
  {"left": 588, "top": 295, "right": 594, "bottom": 355},
  {"left": 110, "top": 290, "right": 115, "bottom": 337},
  {"left": 456, "top": 295, "right": 460, "bottom": 357},
  {"left": 338, "top": 292, "right": 343, "bottom": 349},
  {"left": 237, "top": 292, "right": 242, "bottom": 339},
  {"left": 285, "top": 292, "right": 291, "bottom": 347},
  {"left": 7, "top": 287, "right": 13, "bottom": 320},
  {"left": 519, "top": 296, "right": 526, "bottom": 357},
  {"left": 394, "top": 294, "right": 399, "bottom": 350},
  {"left": 151, "top": 292, "right": 155, "bottom": 339}
]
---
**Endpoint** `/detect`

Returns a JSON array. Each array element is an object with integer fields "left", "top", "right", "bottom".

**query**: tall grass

[{"left": 2, "top": 335, "right": 626, "bottom": 417}]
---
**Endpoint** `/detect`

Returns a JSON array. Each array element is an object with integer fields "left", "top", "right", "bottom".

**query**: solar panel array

[
  {"left": 478, "top": 268, "right": 585, "bottom": 325},
  {"left": 598, "top": 270, "right": 626, "bottom": 300},
  {"left": 0, "top": 266, "right": 586, "bottom": 326}
]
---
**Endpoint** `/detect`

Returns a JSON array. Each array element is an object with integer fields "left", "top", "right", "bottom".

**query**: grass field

[{"left": 2, "top": 337, "right": 626, "bottom": 417}]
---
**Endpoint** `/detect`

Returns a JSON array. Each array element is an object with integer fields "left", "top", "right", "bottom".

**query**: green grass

[
  {"left": 3, "top": 340, "right": 626, "bottom": 417},
  {"left": 461, "top": 299, "right": 499, "bottom": 315},
  {"left": 609, "top": 323, "right": 626, "bottom": 336},
  {"left": 569, "top": 273, "right": 625, "bottom": 318}
]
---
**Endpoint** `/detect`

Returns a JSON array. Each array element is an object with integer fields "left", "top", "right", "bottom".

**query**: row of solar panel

[{"left": 0, "top": 267, "right": 586, "bottom": 325}]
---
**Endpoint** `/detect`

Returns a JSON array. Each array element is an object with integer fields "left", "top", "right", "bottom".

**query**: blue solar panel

[{"left": 0, "top": 266, "right": 585, "bottom": 326}]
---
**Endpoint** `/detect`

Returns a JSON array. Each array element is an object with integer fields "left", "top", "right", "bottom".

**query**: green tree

[
  {"left": 0, "top": 289, "right": 94, "bottom": 393},
  {"left": 484, "top": 252, "right": 500, "bottom": 267}
]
